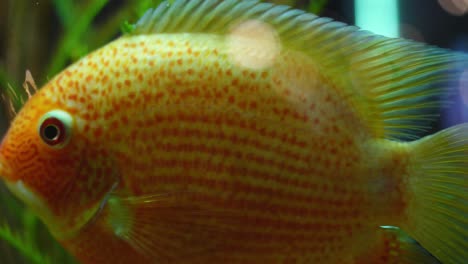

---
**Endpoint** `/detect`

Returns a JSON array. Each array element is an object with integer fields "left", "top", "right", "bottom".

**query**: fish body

[{"left": 0, "top": 1, "right": 467, "bottom": 263}]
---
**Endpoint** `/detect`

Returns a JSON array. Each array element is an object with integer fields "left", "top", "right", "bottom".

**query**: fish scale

[
  {"left": 0, "top": 35, "right": 417, "bottom": 261},
  {"left": 65, "top": 36, "right": 383, "bottom": 261}
]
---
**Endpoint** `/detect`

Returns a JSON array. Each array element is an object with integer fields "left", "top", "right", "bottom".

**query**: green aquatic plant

[
  {"left": 46, "top": 0, "right": 111, "bottom": 78},
  {"left": 308, "top": 0, "right": 328, "bottom": 14},
  {"left": 0, "top": 1, "right": 327, "bottom": 263},
  {"left": 0, "top": 222, "right": 51, "bottom": 264}
]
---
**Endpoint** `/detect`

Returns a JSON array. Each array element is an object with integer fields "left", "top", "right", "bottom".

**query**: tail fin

[{"left": 404, "top": 124, "right": 468, "bottom": 264}]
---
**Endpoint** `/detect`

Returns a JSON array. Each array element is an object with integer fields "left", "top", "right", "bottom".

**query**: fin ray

[
  {"left": 405, "top": 124, "right": 468, "bottom": 264},
  {"left": 130, "top": 0, "right": 468, "bottom": 140},
  {"left": 105, "top": 191, "right": 246, "bottom": 262}
]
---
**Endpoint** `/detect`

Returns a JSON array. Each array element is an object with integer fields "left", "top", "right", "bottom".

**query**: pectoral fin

[{"left": 104, "top": 191, "right": 242, "bottom": 262}]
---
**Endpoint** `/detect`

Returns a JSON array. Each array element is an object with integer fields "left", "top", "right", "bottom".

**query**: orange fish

[{"left": 0, "top": 0, "right": 467, "bottom": 263}]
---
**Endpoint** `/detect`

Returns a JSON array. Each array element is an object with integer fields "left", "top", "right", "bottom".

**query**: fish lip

[{"left": 0, "top": 154, "right": 13, "bottom": 181}]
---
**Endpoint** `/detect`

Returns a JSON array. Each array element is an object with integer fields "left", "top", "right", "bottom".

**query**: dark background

[
  {"left": 324, "top": 0, "right": 468, "bottom": 129},
  {"left": 323, "top": 0, "right": 467, "bottom": 52}
]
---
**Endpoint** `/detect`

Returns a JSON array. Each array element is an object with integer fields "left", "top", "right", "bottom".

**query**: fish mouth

[
  {"left": 0, "top": 151, "right": 48, "bottom": 221},
  {"left": 3, "top": 179, "right": 61, "bottom": 236},
  {"left": 4, "top": 180, "right": 45, "bottom": 210},
  {"left": 0, "top": 154, "right": 13, "bottom": 181}
]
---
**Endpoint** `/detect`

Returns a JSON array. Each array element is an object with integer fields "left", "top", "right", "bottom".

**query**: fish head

[{"left": 0, "top": 78, "right": 118, "bottom": 239}]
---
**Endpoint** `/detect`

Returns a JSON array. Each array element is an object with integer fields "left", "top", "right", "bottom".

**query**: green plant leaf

[
  {"left": 121, "top": 20, "right": 135, "bottom": 34},
  {"left": 52, "top": 0, "right": 75, "bottom": 29},
  {"left": 308, "top": 0, "right": 328, "bottom": 14},
  {"left": 45, "top": 0, "right": 110, "bottom": 79},
  {"left": 0, "top": 224, "right": 51, "bottom": 264}
]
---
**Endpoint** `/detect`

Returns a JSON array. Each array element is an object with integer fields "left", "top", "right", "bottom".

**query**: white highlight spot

[
  {"left": 438, "top": 0, "right": 468, "bottom": 16},
  {"left": 228, "top": 20, "right": 280, "bottom": 70}
]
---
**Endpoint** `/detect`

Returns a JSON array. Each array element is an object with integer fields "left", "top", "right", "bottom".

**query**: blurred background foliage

[{"left": 0, "top": 1, "right": 329, "bottom": 263}]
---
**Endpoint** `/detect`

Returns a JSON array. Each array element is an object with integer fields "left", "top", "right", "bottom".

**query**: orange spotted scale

[{"left": 0, "top": 0, "right": 467, "bottom": 263}]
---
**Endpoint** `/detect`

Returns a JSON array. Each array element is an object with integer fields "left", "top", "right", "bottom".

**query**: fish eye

[{"left": 38, "top": 110, "right": 73, "bottom": 148}]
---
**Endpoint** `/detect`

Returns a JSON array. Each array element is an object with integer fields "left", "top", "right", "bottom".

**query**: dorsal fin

[{"left": 130, "top": 0, "right": 468, "bottom": 140}]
